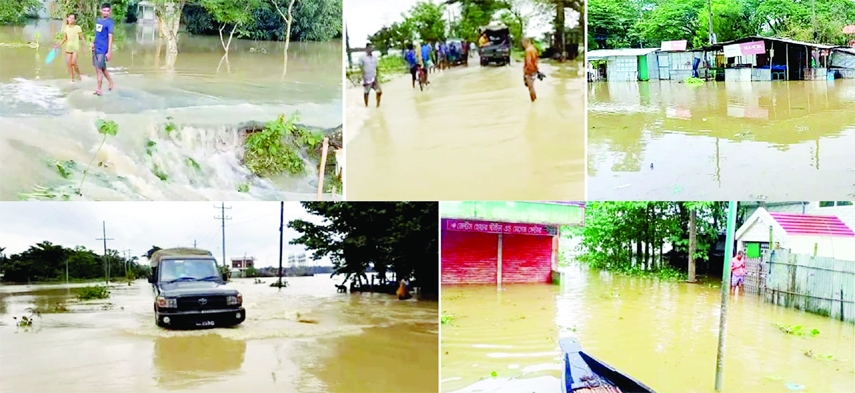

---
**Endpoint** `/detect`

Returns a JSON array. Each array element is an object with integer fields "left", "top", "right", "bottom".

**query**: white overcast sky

[
  {"left": 346, "top": 0, "right": 568, "bottom": 48},
  {"left": 0, "top": 202, "right": 332, "bottom": 268}
]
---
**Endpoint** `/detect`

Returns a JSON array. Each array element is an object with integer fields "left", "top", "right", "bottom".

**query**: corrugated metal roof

[
  {"left": 587, "top": 48, "right": 659, "bottom": 60},
  {"left": 769, "top": 213, "right": 855, "bottom": 237},
  {"left": 711, "top": 36, "right": 836, "bottom": 50}
]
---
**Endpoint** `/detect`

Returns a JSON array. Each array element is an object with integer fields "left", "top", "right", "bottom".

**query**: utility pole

[
  {"left": 194, "top": 239, "right": 197, "bottom": 248},
  {"left": 714, "top": 201, "right": 739, "bottom": 391},
  {"left": 214, "top": 203, "right": 232, "bottom": 272},
  {"left": 278, "top": 201, "right": 284, "bottom": 287},
  {"left": 96, "top": 221, "right": 114, "bottom": 285},
  {"left": 345, "top": 24, "right": 352, "bottom": 67}
]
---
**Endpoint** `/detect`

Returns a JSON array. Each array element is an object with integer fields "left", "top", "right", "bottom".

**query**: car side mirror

[{"left": 148, "top": 276, "right": 155, "bottom": 284}]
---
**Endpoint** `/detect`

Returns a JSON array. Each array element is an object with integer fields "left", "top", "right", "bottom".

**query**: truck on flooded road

[{"left": 148, "top": 248, "right": 245, "bottom": 329}]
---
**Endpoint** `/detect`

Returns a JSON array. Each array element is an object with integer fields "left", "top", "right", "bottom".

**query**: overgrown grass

[
  {"left": 77, "top": 285, "right": 110, "bottom": 301},
  {"left": 612, "top": 265, "right": 687, "bottom": 281},
  {"left": 244, "top": 114, "right": 324, "bottom": 177}
]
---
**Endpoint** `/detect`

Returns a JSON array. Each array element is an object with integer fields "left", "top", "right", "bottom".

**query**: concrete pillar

[{"left": 497, "top": 233, "right": 503, "bottom": 290}]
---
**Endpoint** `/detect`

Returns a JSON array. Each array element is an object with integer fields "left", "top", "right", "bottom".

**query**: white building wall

[
  {"left": 788, "top": 236, "right": 855, "bottom": 261},
  {"left": 607, "top": 57, "right": 639, "bottom": 82}
]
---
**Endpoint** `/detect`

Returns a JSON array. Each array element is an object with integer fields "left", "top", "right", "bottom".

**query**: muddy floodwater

[
  {"left": 0, "top": 276, "right": 438, "bottom": 393},
  {"left": 346, "top": 57, "right": 585, "bottom": 200},
  {"left": 0, "top": 21, "right": 342, "bottom": 201},
  {"left": 587, "top": 80, "right": 855, "bottom": 200},
  {"left": 441, "top": 265, "right": 854, "bottom": 393}
]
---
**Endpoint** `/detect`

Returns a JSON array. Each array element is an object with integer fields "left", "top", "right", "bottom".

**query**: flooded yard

[
  {"left": 346, "top": 57, "right": 586, "bottom": 200},
  {"left": 587, "top": 80, "right": 855, "bottom": 200},
  {"left": 0, "top": 21, "right": 342, "bottom": 201},
  {"left": 0, "top": 275, "right": 438, "bottom": 393},
  {"left": 441, "top": 265, "right": 854, "bottom": 393}
]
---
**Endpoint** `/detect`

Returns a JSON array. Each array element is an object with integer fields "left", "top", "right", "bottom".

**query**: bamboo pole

[
  {"left": 317, "top": 137, "right": 329, "bottom": 200},
  {"left": 715, "top": 201, "right": 738, "bottom": 391}
]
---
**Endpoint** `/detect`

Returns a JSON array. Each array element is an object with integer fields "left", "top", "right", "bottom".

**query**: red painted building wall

[
  {"left": 441, "top": 221, "right": 555, "bottom": 285},
  {"left": 441, "top": 228, "right": 498, "bottom": 284},
  {"left": 501, "top": 234, "right": 553, "bottom": 283}
]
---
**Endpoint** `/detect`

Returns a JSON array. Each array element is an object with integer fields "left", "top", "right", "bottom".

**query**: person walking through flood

[
  {"left": 404, "top": 43, "right": 418, "bottom": 88},
  {"left": 730, "top": 250, "right": 747, "bottom": 296},
  {"left": 92, "top": 3, "right": 115, "bottom": 96},
  {"left": 396, "top": 279, "right": 412, "bottom": 300},
  {"left": 522, "top": 38, "right": 539, "bottom": 102},
  {"left": 421, "top": 42, "right": 433, "bottom": 80},
  {"left": 55, "top": 13, "right": 85, "bottom": 82},
  {"left": 359, "top": 43, "right": 381, "bottom": 107}
]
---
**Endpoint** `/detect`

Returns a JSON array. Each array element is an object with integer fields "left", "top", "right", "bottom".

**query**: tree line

[
  {"left": 0, "top": 242, "right": 150, "bottom": 283},
  {"left": 365, "top": 0, "right": 581, "bottom": 58},
  {"left": 288, "top": 202, "right": 439, "bottom": 298},
  {"left": 589, "top": 0, "right": 855, "bottom": 49},
  {"left": 576, "top": 202, "right": 754, "bottom": 280}
]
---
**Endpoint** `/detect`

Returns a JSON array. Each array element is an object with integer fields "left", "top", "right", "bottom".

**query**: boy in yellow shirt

[{"left": 56, "top": 13, "right": 86, "bottom": 82}]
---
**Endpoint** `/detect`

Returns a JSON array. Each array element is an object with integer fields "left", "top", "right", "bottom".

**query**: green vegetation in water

[
  {"left": 79, "top": 119, "right": 118, "bottom": 194},
  {"left": 13, "top": 310, "right": 40, "bottom": 327},
  {"left": 804, "top": 350, "right": 839, "bottom": 361},
  {"left": 77, "top": 285, "right": 110, "bottom": 301},
  {"left": 33, "top": 301, "right": 70, "bottom": 314},
  {"left": 186, "top": 157, "right": 202, "bottom": 172},
  {"left": 490, "top": 371, "right": 498, "bottom": 378},
  {"left": 237, "top": 184, "right": 250, "bottom": 193},
  {"left": 0, "top": 0, "right": 42, "bottom": 25},
  {"left": 164, "top": 116, "right": 177, "bottom": 134},
  {"left": 53, "top": 159, "right": 76, "bottom": 179},
  {"left": 774, "top": 323, "right": 820, "bottom": 337},
  {"left": 441, "top": 312, "right": 456, "bottom": 325},
  {"left": 244, "top": 114, "right": 323, "bottom": 177},
  {"left": 145, "top": 140, "right": 157, "bottom": 156},
  {"left": 685, "top": 77, "right": 704, "bottom": 86},
  {"left": 151, "top": 165, "right": 168, "bottom": 181}
]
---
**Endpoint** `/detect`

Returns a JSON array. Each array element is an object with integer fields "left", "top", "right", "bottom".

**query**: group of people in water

[{"left": 54, "top": 3, "right": 116, "bottom": 96}]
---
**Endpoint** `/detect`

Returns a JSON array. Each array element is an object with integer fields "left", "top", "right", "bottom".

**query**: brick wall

[
  {"left": 502, "top": 234, "right": 553, "bottom": 283},
  {"left": 441, "top": 229, "right": 498, "bottom": 285}
]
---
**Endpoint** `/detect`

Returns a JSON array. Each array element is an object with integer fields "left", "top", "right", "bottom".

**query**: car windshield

[{"left": 159, "top": 258, "right": 219, "bottom": 283}]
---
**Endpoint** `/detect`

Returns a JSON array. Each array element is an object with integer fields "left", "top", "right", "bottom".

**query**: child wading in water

[{"left": 56, "top": 13, "right": 85, "bottom": 82}]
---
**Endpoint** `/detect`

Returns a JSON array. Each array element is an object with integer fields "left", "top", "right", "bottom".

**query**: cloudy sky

[
  {"left": 346, "top": 0, "right": 562, "bottom": 48},
  {"left": 0, "top": 202, "right": 332, "bottom": 268}
]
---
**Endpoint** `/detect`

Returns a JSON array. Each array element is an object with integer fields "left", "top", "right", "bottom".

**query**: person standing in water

[
  {"left": 92, "top": 3, "right": 115, "bottom": 96},
  {"left": 55, "top": 13, "right": 85, "bottom": 82},
  {"left": 522, "top": 38, "right": 539, "bottom": 102},
  {"left": 404, "top": 43, "right": 418, "bottom": 88},
  {"left": 359, "top": 43, "right": 381, "bottom": 107},
  {"left": 730, "top": 250, "right": 747, "bottom": 296}
]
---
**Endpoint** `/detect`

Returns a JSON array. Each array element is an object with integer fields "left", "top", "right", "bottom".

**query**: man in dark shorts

[
  {"left": 92, "top": 3, "right": 115, "bottom": 96},
  {"left": 404, "top": 43, "right": 418, "bottom": 88},
  {"left": 359, "top": 43, "right": 381, "bottom": 107}
]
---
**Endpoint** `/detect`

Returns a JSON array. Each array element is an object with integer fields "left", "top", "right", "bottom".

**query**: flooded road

[
  {"left": 0, "top": 275, "right": 438, "bottom": 393},
  {"left": 441, "top": 266, "right": 854, "bottom": 393},
  {"left": 0, "top": 21, "right": 342, "bottom": 201},
  {"left": 346, "top": 57, "right": 585, "bottom": 200},
  {"left": 587, "top": 81, "right": 855, "bottom": 200}
]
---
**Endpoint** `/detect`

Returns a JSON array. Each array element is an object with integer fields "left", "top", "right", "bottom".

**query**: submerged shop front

[{"left": 441, "top": 219, "right": 559, "bottom": 285}]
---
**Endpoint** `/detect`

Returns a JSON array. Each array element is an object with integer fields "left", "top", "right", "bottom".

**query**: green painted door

[{"left": 637, "top": 55, "right": 649, "bottom": 81}]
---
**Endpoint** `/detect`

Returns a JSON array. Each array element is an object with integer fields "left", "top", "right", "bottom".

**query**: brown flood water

[
  {"left": 441, "top": 265, "right": 854, "bottom": 393},
  {"left": 0, "top": 276, "right": 438, "bottom": 393},
  {"left": 346, "top": 56, "right": 586, "bottom": 200},
  {"left": 0, "top": 21, "right": 342, "bottom": 201},
  {"left": 587, "top": 80, "right": 855, "bottom": 200}
]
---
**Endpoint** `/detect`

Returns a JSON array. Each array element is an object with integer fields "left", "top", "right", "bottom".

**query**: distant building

[
  {"left": 230, "top": 256, "right": 255, "bottom": 278},
  {"left": 288, "top": 252, "right": 307, "bottom": 269}
]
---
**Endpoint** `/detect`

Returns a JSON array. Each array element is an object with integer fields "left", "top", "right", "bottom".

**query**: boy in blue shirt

[
  {"left": 404, "top": 43, "right": 418, "bottom": 88},
  {"left": 91, "top": 3, "right": 115, "bottom": 96}
]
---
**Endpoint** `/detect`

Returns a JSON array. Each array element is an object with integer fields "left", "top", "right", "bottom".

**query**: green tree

[
  {"left": 408, "top": 1, "right": 447, "bottom": 42},
  {"left": 201, "top": 0, "right": 260, "bottom": 52},
  {"left": 288, "top": 202, "right": 438, "bottom": 298},
  {"left": 0, "top": 0, "right": 41, "bottom": 25}
]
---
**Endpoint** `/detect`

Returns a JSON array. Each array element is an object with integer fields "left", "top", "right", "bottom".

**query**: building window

[{"left": 820, "top": 201, "right": 854, "bottom": 207}]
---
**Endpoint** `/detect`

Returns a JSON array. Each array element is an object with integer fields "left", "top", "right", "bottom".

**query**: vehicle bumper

[{"left": 156, "top": 307, "right": 246, "bottom": 328}]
